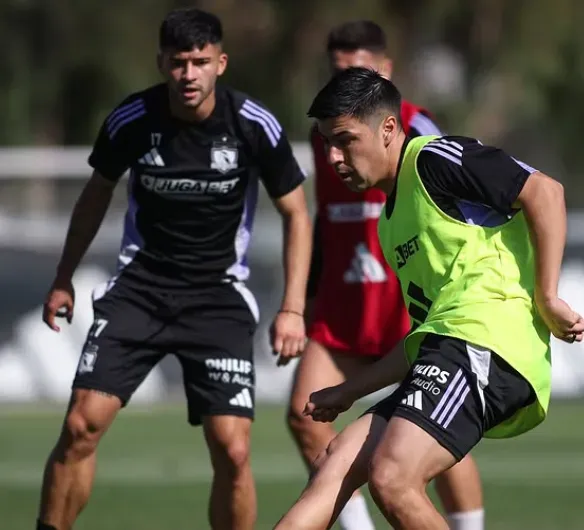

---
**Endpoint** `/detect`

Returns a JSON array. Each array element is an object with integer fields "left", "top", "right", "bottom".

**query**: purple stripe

[
  {"left": 118, "top": 170, "right": 143, "bottom": 271},
  {"left": 106, "top": 99, "right": 144, "bottom": 126},
  {"left": 109, "top": 109, "right": 147, "bottom": 139},
  {"left": 106, "top": 102, "right": 145, "bottom": 133},
  {"left": 240, "top": 176, "right": 259, "bottom": 269}
]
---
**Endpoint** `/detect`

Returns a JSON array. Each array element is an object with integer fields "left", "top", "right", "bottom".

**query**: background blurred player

[
  {"left": 286, "top": 21, "right": 483, "bottom": 530},
  {"left": 37, "top": 8, "right": 310, "bottom": 530}
]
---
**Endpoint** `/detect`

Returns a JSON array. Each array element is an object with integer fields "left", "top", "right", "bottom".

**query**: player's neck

[
  {"left": 377, "top": 131, "right": 406, "bottom": 195},
  {"left": 169, "top": 90, "right": 217, "bottom": 122}
]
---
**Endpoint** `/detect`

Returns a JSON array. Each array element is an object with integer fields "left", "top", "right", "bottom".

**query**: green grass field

[{"left": 2, "top": 400, "right": 584, "bottom": 529}]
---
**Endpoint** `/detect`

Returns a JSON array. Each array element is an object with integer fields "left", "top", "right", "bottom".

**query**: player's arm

[
  {"left": 247, "top": 102, "right": 312, "bottom": 363},
  {"left": 273, "top": 186, "right": 312, "bottom": 322},
  {"left": 417, "top": 136, "right": 583, "bottom": 343},
  {"left": 43, "top": 111, "right": 132, "bottom": 331},
  {"left": 304, "top": 341, "right": 408, "bottom": 422},
  {"left": 55, "top": 172, "right": 116, "bottom": 282},
  {"left": 516, "top": 173, "right": 584, "bottom": 342}
]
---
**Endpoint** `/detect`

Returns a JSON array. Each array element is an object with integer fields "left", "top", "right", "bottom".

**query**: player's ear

[
  {"left": 382, "top": 115, "right": 397, "bottom": 147},
  {"left": 217, "top": 52, "right": 228, "bottom": 77}
]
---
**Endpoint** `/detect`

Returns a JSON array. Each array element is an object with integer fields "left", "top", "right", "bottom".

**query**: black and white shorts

[
  {"left": 72, "top": 279, "right": 258, "bottom": 426},
  {"left": 366, "top": 333, "right": 536, "bottom": 460}
]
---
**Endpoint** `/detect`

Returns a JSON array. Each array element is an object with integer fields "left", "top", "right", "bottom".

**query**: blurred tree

[{"left": 0, "top": 0, "right": 583, "bottom": 201}]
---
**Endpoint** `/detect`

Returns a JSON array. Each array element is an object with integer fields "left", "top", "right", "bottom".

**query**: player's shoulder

[
  {"left": 416, "top": 136, "right": 482, "bottom": 171},
  {"left": 103, "top": 84, "right": 164, "bottom": 141},
  {"left": 225, "top": 86, "right": 283, "bottom": 146}
]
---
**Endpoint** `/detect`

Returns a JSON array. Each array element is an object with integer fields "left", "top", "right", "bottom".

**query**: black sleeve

[
  {"left": 306, "top": 214, "right": 323, "bottom": 298},
  {"left": 416, "top": 136, "right": 536, "bottom": 214},
  {"left": 243, "top": 102, "right": 306, "bottom": 199},
  {"left": 88, "top": 101, "right": 145, "bottom": 181}
]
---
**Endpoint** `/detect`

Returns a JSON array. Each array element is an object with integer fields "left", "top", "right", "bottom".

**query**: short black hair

[
  {"left": 159, "top": 8, "right": 222, "bottom": 51},
  {"left": 327, "top": 20, "right": 386, "bottom": 54},
  {"left": 308, "top": 67, "right": 401, "bottom": 123}
]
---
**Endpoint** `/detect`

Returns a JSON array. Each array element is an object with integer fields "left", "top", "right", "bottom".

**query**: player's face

[
  {"left": 158, "top": 44, "right": 228, "bottom": 109},
  {"left": 329, "top": 49, "right": 392, "bottom": 79},
  {"left": 318, "top": 114, "right": 397, "bottom": 191}
]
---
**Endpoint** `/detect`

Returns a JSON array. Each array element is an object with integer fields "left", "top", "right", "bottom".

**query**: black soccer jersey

[{"left": 89, "top": 83, "right": 305, "bottom": 288}]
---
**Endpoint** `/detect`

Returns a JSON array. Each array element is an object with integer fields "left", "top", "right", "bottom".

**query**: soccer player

[
  {"left": 36, "top": 8, "right": 311, "bottom": 530},
  {"left": 275, "top": 67, "right": 584, "bottom": 530},
  {"left": 287, "top": 21, "right": 483, "bottom": 530}
]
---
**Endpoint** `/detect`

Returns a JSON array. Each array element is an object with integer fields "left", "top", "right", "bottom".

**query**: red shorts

[{"left": 308, "top": 287, "right": 411, "bottom": 357}]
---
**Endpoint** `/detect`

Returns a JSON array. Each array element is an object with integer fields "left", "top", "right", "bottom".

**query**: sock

[
  {"left": 338, "top": 494, "right": 376, "bottom": 530},
  {"left": 446, "top": 509, "right": 485, "bottom": 530},
  {"left": 36, "top": 520, "right": 58, "bottom": 530}
]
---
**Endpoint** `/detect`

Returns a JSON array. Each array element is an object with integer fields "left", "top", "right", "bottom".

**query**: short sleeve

[
  {"left": 239, "top": 99, "right": 306, "bottom": 199},
  {"left": 88, "top": 98, "right": 148, "bottom": 181}
]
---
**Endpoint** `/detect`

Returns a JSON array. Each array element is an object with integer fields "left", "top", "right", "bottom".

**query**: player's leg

[
  {"left": 275, "top": 412, "right": 387, "bottom": 530},
  {"left": 435, "top": 455, "right": 484, "bottom": 530},
  {"left": 287, "top": 340, "right": 376, "bottom": 530},
  {"left": 366, "top": 333, "right": 534, "bottom": 529},
  {"left": 368, "top": 416, "right": 455, "bottom": 529},
  {"left": 37, "top": 284, "right": 165, "bottom": 530},
  {"left": 176, "top": 282, "right": 259, "bottom": 530},
  {"left": 203, "top": 416, "right": 255, "bottom": 530},
  {"left": 38, "top": 389, "right": 121, "bottom": 530}
]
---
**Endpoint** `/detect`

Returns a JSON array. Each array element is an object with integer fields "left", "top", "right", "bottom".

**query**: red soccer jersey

[{"left": 308, "top": 100, "right": 440, "bottom": 356}]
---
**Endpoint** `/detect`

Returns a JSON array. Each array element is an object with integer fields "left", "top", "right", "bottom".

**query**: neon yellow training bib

[{"left": 378, "top": 136, "right": 551, "bottom": 438}]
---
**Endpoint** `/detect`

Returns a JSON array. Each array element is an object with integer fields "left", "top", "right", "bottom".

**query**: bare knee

[
  {"left": 286, "top": 401, "right": 315, "bottom": 438},
  {"left": 56, "top": 391, "right": 119, "bottom": 461},
  {"left": 369, "top": 455, "right": 418, "bottom": 513},
  {"left": 206, "top": 418, "right": 251, "bottom": 477},
  {"left": 58, "top": 411, "right": 106, "bottom": 461}
]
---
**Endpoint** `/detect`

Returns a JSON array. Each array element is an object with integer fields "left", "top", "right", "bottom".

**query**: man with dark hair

[
  {"left": 275, "top": 67, "right": 582, "bottom": 529},
  {"left": 36, "top": 7, "right": 311, "bottom": 530},
  {"left": 286, "top": 21, "right": 483, "bottom": 530}
]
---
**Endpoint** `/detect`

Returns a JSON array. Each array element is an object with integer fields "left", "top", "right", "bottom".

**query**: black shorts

[
  {"left": 72, "top": 279, "right": 258, "bottom": 425},
  {"left": 366, "top": 333, "right": 536, "bottom": 461}
]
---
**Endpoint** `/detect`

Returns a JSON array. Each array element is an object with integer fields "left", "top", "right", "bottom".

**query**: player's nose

[{"left": 327, "top": 145, "right": 344, "bottom": 166}]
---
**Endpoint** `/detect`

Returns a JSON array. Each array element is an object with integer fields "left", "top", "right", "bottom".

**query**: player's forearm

[
  {"left": 56, "top": 176, "right": 115, "bottom": 281},
  {"left": 342, "top": 342, "right": 408, "bottom": 400},
  {"left": 280, "top": 209, "right": 312, "bottom": 314},
  {"left": 518, "top": 172, "right": 566, "bottom": 302}
]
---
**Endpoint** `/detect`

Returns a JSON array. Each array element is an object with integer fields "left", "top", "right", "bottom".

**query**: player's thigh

[
  {"left": 72, "top": 282, "right": 165, "bottom": 406},
  {"left": 315, "top": 412, "right": 387, "bottom": 488},
  {"left": 289, "top": 341, "right": 371, "bottom": 414},
  {"left": 176, "top": 284, "right": 258, "bottom": 427}
]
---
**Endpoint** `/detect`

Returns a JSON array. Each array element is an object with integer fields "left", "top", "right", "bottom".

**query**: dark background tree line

[{"left": 2, "top": 0, "right": 583, "bottom": 203}]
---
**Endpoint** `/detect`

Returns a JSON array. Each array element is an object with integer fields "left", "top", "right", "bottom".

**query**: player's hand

[
  {"left": 537, "top": 296, "right": 584, "bottom": 344},
  {"left": 43, "top": 277, "right": 75, "bottom": 332},
  {"left": 303, "top": 384, "right": 356, "bottom": 423},
  {"left": 270, "top": 310, "right": 306, "bottom": 366}
]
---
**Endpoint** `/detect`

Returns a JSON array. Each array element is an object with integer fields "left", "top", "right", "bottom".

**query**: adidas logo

[
  {"left": 138, "top": 148, "right": 165, "bottom": 167},
  {"left": 344, "top": 243, "right": 387, "bottom": 284},
  {"left": 229, "top": 388, "right": 253, "bottom": 408},
  {"left": 401, "top": 390, "right": 423, "bottom": 411}
]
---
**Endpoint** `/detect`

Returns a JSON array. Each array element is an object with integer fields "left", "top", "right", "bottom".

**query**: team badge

[{"left": 210, "top": 137, "right": 238, "bottom": 174}]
